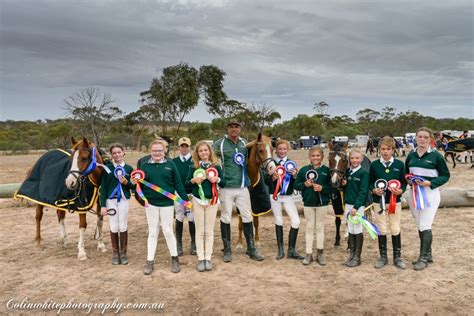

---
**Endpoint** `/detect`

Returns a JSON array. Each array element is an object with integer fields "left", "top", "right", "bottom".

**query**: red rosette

[
  {"left": 206, "top": 167, "right": 219, "bottom": 205},
  {"left": 387, "top": 179, "right": 401, "bottom": 214},
  {"left": 273, "top": 165, "right": 286, "bottom": 201}
]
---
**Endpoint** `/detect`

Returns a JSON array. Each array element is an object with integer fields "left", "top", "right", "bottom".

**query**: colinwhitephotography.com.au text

[{"left": 5, "top": 297, "right": 165, "bottom": 314}]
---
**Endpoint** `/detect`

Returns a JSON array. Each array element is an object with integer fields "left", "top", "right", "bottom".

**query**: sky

[{"left": 1, "top": 0, "right": 473, "bottom": 123}]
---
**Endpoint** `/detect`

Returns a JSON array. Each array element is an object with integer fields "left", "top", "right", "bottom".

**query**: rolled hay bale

[
  {"left": 401, "top": 187, "right": 474, "bottom": 208},
  {"left": 0, "top": 183, "right": 21, "bottom": 198}
]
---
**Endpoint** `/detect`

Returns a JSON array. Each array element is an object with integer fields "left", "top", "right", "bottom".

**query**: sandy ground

[{"left": 0, "top": 150, "right": 473, "bottom": 315}]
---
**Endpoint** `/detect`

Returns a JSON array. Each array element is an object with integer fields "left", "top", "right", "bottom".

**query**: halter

[
  {"left": 328, "top": 149, "right": 348, "bottom": 188},
  {"left": 255, "top": 141, "right": 274, "bottom": 172}
]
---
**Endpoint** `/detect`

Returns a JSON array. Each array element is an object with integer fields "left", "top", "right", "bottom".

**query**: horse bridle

[
  {"left": 255, "top": 141, "right": 274, "bottom": 172},
  {"left": 328, "top": 150, "right": 348, "bottom": 186}
]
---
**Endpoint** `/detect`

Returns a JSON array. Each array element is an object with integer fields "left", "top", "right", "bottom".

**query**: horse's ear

[
  {"left": 82, "top": 136, "right": 90, "bottom": 148},
  {"left": 257, "top": 132, "right": 262, "bottom": 141},
  {"left": 343, "top": 142, "right": 348, "bottom": 149},
  {"left": 71, "top": 136, "right": 77, "bottom": 146},
  {"left": 328, "top": 142, "right": 334, "bottom": 150},
  {"left": 246, "top": 141, "right": 255, "bottom": 149}
]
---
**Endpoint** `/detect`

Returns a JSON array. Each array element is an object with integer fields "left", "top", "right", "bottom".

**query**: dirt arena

[{"left": 0, "top": 150, "right": 473, "bottom": 315}]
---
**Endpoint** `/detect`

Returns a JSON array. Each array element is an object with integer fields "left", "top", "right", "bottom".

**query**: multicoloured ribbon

[
  {"left": 206, "top": 167, "right": 219, "bottom": 205},
  {"left": 233, "top": 152, "right": 247, "bottom": 188},
  {"left": 387, "top": 179, "right": 401, "bottom": 214},
  {"left": 374, "top": 179, "right": 388, "bottom": 213},
  {"left": 109, "top": 165, "right": 126, "bottom": 202},
  {"left": 273, "top": 165, "right": 286, "bottom": 200},
  {"left": 405, "top": 174, "right": 430, "bottom": 210},
  {"left": 346, "top": 212, "right": 381, "bottom": 240},
  {"left": 194, "top": 168, "right": 207, "bottom": 202},
  {"left": 281, "top": 160, "right": 297, "bottom": 195},
  {"left": 131, "top": 170, "right": 148, "bottom": 207}
]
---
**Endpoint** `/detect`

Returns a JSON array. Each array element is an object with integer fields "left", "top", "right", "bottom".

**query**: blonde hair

[
  {"left": 308, "top": 146, "right": 324, "bottom": 157},
  {"left": 348, "top": 147, "right": 364, "bottom": 159},
  {"left": 416, "top": 127, "right": 434, "bottom": 139},
  {"left": 192, "top": 141, "right": 220, "bottom": 169},
  {"left": 275, "top": 140, "right": 290, "bottom": 150},
  {"left": 378, "top": 136, "right": 396, "bottom": 150},
  {"left": 149, "top": 140, "right": 167, "bottom": 152}
]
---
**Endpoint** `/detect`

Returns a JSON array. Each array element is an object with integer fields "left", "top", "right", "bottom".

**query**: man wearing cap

[
  {"left": 212, "top": 120, "right": 264, "bottom": 262},
  {"left": 172, "top": 137, "right": 197, "bottom": 256}
]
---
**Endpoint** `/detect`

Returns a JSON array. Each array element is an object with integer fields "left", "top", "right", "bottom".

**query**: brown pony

[
  {"left": 236, "top": 133, "right": 276, "bottom": 247},
  {"left": 36, "top": 137, "right": 106, "bottom": 260}
]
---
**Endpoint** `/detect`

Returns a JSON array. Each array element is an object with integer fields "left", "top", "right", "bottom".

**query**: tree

[
  {"left": 64, "top": 88, "right": 122, "bottom": 147},
  {"left": 198, "top": 65, "right": 228, "bottom": 116},
  {"left": 356, "top": 108, "right": 381, "bottom": 135}
]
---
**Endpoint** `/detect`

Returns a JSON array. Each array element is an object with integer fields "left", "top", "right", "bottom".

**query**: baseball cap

[
  {"left": 178, "top": 137, "right": 191, "bottom": 146},
  {"left": 227, "top": 120, "right": 241, "bottom": 127}
]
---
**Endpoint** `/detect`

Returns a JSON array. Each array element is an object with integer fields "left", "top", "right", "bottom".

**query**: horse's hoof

[{"left": 78, "top": 254, "right": 88, "bottom": 260}]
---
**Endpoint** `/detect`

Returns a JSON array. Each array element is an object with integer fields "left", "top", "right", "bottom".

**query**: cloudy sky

[{"left": 1, "top": 0, "right": 473, "bottom": 123}]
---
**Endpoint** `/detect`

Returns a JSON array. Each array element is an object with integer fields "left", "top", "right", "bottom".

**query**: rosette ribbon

[
  {"left": 374, "top": 179, "right": 388, "bottom": 214},
  {"left": 109, "top": 165, "right": 126, "bottom": 202},
  {"left": 346, "top": 212, "right": 381, "bottom": 240},
  {"left": 82, "top": 147, "right": 97, "bottom": 176},
  {"left": 233, "top": 152, "right": 247, "bottom": 188},
  {"left": 131, "top": 170, "right": 148, "bottom": 207},
  {"left": 194, "top": 168, "right": 208, "bottom": 202},
  {"left": 206, "top": 167, "right": 219, "bottom": 205},
  {"left": 306, "top": 169, "right": 322, "bottom": 205},
  {"left": 281, "top": 160, "right": 297, "bottom": 195},
  {"left": 405, "top": 174, "right": 430, "bottom": 210},
  {"left": 387, "top": 179, "right": 401, "bottom": 214},
  {"left": 273, "top": 165, "right": 286, "bottom": 201}
]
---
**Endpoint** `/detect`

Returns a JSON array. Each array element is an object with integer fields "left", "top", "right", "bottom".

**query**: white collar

[
  {"left": 275, "top": 156, "right": 287, "bottom": 165},
  {"left": 350, "top": 165, "right": 361, "bottom": 174},
  {"left": 379, "top": 157, "right": 394, "bottom": 165},
  {"left": 180, "top": 153, "right": 191, "bottom": 161},
  {"left": 113, "top": 161, "right": 125, "bottom": 168},
  {"left": 149, "top": 158, "right": 167, "bottom": 164}
]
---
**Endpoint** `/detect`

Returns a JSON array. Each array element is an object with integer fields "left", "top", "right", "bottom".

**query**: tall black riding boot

[
  {"left": 287, "top": 227, "right": 304, "bottom": 259},
  {"left": 110, "top": 232, "right": 121, "bottom": 265},
  {"left": 275, "top": 225, "right": 285, "bottom": 260},
  {"left": 119, "top": 230, "right": 128, "bottom": 265},
  {"left": 412, "top": 230, "right": 422, "bottom": 265},
  {"left": 343, "top": 233, "right": 355, "bottom": 265},
  {"left": 189, "top": 221, "right": 197, "bottom": 256},
  {"left": 392, "top": 234, "right": 406, "bottom": 269},
  {"left": 414, "top": 230, "right": 432, "bottom": 271},
  {"left": 175, "top": 219, "right": 184, "bottom": 256},
  {"left": 243, "top": 222, "right": 264, "bottom": 261},
  {"left": 220, "top": 221, "right": 232, "bottom": 262},
  {"left": 335, "top": 217, "right": 341, "bottom": 246},
  {"left": 374, "top": 235, "right": 388, "bottom": 269},
  {"left": 347, "top": 233, "right": 363, "bottom": 267}
]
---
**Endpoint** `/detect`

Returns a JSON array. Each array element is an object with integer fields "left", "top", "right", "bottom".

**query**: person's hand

[
  {"left": 341, "top": 179, "right": 347, "bottom": 186},
  {"left": 305, "top": 179, "right": 313, "bottom": 187},
  {"left": 119, "top": 175, "right": 128, "bottom": 185},
  {"left": 272, "top": 173, "right": 279, "bottom": 181},
  {"left": 131, "top": 177, "right": 139, "bottom": 185},
  {"left": 290, "top": 168, "right": 297, "bottom": 178},
  {"left": 193, "top": 177, "right": 204, "bottom": 184},
  {"left": 350, "top": 209, "right": 356, "bottom": 216},
  {"left": 101, "top": 207, "right": 108, "bottom": 216},
  {"left": 390, "top": 187, "right": 403, "bottom": 195},
  {"left": 373, "top": 188, "right": 384, "bottom": 196},
  {"left": 313, "top": 184, "right": 322, "bottom": 192},
  {"left": 208, "top": 176, "right": 219, "bottom": 183},
  {"left": 416, "top": 179, "right": 431, "bottom": 187}
]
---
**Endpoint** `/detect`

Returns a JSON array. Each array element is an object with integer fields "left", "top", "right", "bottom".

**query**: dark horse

[
  {"left": 15, "top": 137, "right": 106, "bottom": 260},
  {"left": 328, "top": 141, "right": 348, "bottom": 246},
  {"left": 236, "top": 133, "right": 277, "bottom": 248}
]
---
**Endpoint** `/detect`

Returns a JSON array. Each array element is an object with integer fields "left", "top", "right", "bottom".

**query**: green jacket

[
  {"left": 343, "top": 167, "right": 369, "bottom": 209},
  {"left": 294, "top": 164, "right": 332, "bottom": 207},
  {"left": 172, "top": 156, "right": 193, "bottom": 191},
  {"left": 212, "top": 135, "right": 250, "bottom": 188},
  {"left": 405, "top": 148, "right": 450, "bottom": 189},
  {"left": 185, "top": 164, "right": 226, "bottom": 199},
  {"left": 369, "top": 158, "right": 407, "bottom": 203},
  {"left": 140, "top": 159, "right": 189, "bottom": 207},
  {"left": 99, "top": 163, "right": 134, "bottom": 207}
]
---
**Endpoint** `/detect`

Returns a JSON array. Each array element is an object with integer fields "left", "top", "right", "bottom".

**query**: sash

[
  {"left": 206, "top": 167, "right": 219, "bottom": 205},
  {"left": 405, "top": 174, "right": 430, "bottom": 210},
  {"left": 109, "top": 165, "right": 126, "bottom": 202},
  {"left": 387, "top": 179, "right": 401, "bottom": 214},
  {"left": 273, "top": 166, "right": 286, "bottom": 201},
  {"left": 374, "top": 179, "right": 388, "bottom": 214}
]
